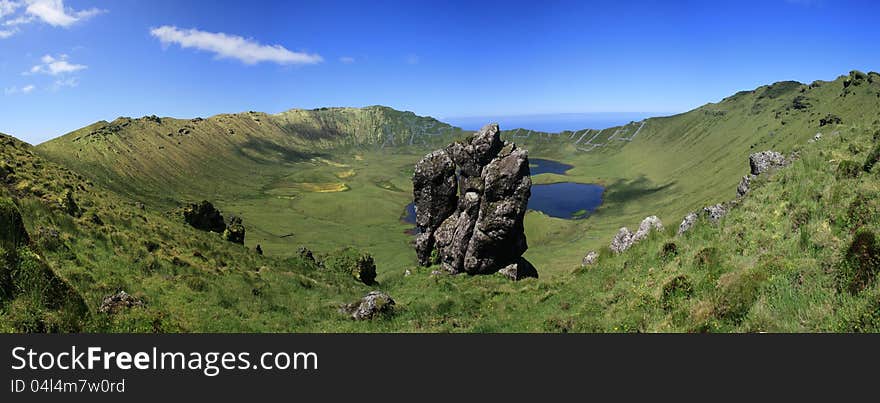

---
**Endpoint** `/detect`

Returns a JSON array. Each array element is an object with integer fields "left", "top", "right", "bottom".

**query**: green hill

[{"left": 1, "top": 70, "right": 878, "bottom": 332}]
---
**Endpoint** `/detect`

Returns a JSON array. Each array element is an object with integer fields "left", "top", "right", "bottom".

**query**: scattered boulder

[
  {"left": 581, "top": 251, "right": 599, "bottom": 266},
  {"left": 340, "top": 291, "right": 395, "bottom": 320},
  {"left": 677, "top": 212, "right": 698, "bottom": 236},
  {"left": 610, "top": 216, "right": 663, "bottom": 254},
  {"left": 634, "top": 216, "right": 663, "bottom": 241},
  {"left": 810, "top": 133, "right": 822, "bottom": 143},
  {"left": 183, "top": 201, "right": 226, "bottom": 233},
  {"left": 413, "top": 123, "right": 536, "bottom": 276},
  {"left": 0, "top": 197, "right": 30, "bottom": 248},
  {"left": 703, "top": 203, "right": 728, "bottom": 223},
  {"left": 222, "top": 216, "right": 245, "bottom": 244},
  {"left": 610, "top": 227, "right": 634, "bottom": 254},
  {"left": 98, "top": 291, "right": 145, "bottom": 314},
  {"left": 497, "top": 257, "right": 538, "bottom": 281},
  {"left": 749, "top": 151, "right": 786, "bottom": 175}
]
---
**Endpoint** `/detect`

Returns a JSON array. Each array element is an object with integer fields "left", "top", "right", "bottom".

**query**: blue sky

[{"left": 1, "top": 0, "right": 879, "bottom": 144}]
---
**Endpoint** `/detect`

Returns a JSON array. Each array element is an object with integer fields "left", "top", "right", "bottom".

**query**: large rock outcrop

[
  {"left": 413, "top": 123, "right": 535, "bottom": 278},
  {"left": 749, "top": 151, "right": 786, "bottom": 175}
]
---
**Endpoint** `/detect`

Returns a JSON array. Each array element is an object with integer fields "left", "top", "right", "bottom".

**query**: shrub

[
  {"left": 846, "top": 193, "right": 879, "bottom": 229},
  {"left": 660, "top": 242, "right": 678, "bottom": 261},
  {"left": 836, "top": 160, "right": 861, "bottom": 179},
  {"left": 714, "top": 268, "right": 768, "bottom": 323},
  {"left": 661, "top": 274, "right": 693, "bottom": 310},
  {"left": 324, "top": 248, "right": 378, "bottom": 285},
  {"left": 839, "top": 229, "right": 880, "bottom": 294}
]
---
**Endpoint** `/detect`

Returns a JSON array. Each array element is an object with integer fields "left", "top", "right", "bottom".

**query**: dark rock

[
  {"left": 819, "top": 114, "right": 842, "bottom": 127},
  {"left": 0, "top": 197, "right": 29, "bottom": 249},
  {"left": 298, "top": 246, "right": 315, "bottom": 263},
  {"left": 183, "top": 201, "right": 226, "bottom": 233},
  {"left": 223, "top": 216, "right": 245, "bottom": 244},
  {"left": 340, "top": 291, "right": 395, "bottom": 320},
  {"left": 497, "top": 257, "right": 538, "bottom": 281},
  {"left": 255, "top": 244, "right": 263, "bottom": 255},
  {"left": 413, "top": 123, "right": 535, "bottom": 277},
  {"left": 749, "top": 151, "right": 786, "bottom": 175},
  {"left": 352, "top": 254, "right": 377, "bottom": 285},
  {"left": 98, "top": 291, "right": 145, "bottom": 314}
]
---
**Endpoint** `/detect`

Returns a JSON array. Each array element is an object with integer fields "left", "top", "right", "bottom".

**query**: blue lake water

[
  {"left": 402, "top": 158, "right": 604, "bottom": 225},
  {"left": 530, "top": 158, "right": 573, "bottom": 175}
]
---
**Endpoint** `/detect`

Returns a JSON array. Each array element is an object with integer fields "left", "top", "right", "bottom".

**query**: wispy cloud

[
  {"left": 4, "top": 84, "right": 35, "bottom": 95},
  {"left": 339, "top": 56, "right": 355, "bottom": 64},
  {"left": 24, "top": 0, "right": 105, "bottom": 27},
  {"left": 0, "top": 28, "right": 15, "bottom": 38},
  {"left": 52, "top": 76, "right": 77, "bottom": 89},
  {"left": 150, "top": 25, "right": 323, "bottom": 66},
  {"left": 27, "top": 54, "right": 86, "bottom": 75}
]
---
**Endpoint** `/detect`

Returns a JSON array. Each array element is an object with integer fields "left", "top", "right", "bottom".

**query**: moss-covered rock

[
  {"left": 325, "top": 248, "right": 378, "bottom": 285},
  {"left": 183, "top": 200, "right": 226, "bottom": 233},
  {"left": 222, "top": 216, "right": 245, "bottom": 244}
]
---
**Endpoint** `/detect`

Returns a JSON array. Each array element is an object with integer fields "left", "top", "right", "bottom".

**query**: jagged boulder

[
  {"left": 497, "top": 257, "right": 538, "bottom": 281},
  {"left": 222, "top": 216, "right": 246, "bottom": 244},
  {"left": 677, "top": 212, "right": 698, "bottom": 236},
  {"left": 581, "top": 251, "right": 599, "bottom": 266},
  {"left": 749, "top": 151, "right": 786, "bottom": 175},
  {"left": 98, "top": 291, "right": 145, "bottom": 314},
  {"left": 0, "top": 197, "right": 29, "bottom": 249},
  {"left": 413, "top": 123, "right": 535, "bottom": 277},
  {"left": 183, "top": 201, "right": 226, "bottom": 233},
  {"left": 340, "top": 291, "right": 395, "bottom": 320}
]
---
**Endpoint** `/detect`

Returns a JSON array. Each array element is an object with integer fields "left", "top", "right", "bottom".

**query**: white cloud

[
  {"left": 0, "top": 0, "right": 20, "bottom": 18},
  {"left": 339, "top": 56, "right": 355, "bottom": 64},
  {"left": 27, "top": 53, "right": 86, "bottom": 75},
  {"left": 21, "top": 83, "right": 34, "bottom": 93},
  {"left": 149, "top": 25, "right": 322, "bottom": 65},
  {"left": 0, "top": 27, "right": 16, "bottom": 38},
  {"left": 24, "top": 0, "right": 105, "bottom": 27}
]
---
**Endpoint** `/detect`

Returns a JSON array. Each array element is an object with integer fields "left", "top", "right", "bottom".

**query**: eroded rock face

[
  {"left": 749, "top": 151, "right": 786, "bottom": 175},
  {"left": 340, "top": 291, "right": 395, "bottom": 320},
  {"left": 413, "top": 123, "right": 535, "bottom": 278}
]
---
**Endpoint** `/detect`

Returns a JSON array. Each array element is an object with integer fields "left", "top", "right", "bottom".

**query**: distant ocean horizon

[{"left": 441, "top": 112, "right": 671, "bottom": 133}]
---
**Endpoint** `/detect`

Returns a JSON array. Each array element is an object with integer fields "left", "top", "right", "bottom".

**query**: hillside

[{"left": 2, "top": 70, "right": 878, "bottom": 332}]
